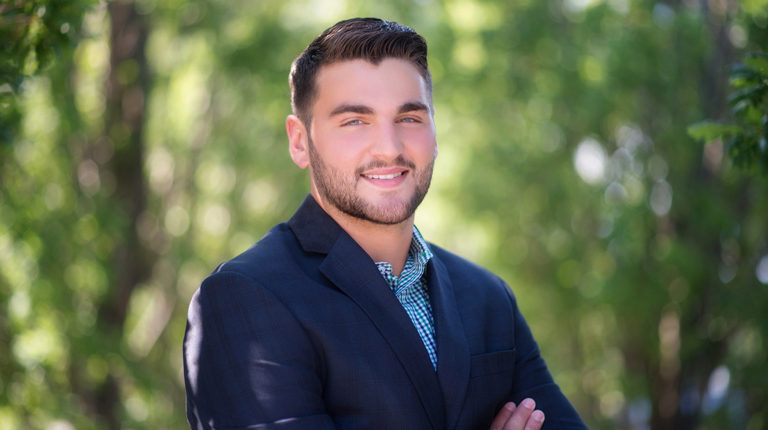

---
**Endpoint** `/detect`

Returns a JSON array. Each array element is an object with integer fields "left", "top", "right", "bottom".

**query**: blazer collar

[
  {"left": 287, "top": 194, "right": 344, "bottom": 254},
  {"left": 319, "top": 233, "right": 447, "bottom": 430}
]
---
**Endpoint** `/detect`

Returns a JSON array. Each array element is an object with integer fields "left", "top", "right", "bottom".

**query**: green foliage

[
  {"left": 689, "top": 52, "right": 768, "bottom": 173},
  {"left": 0, "top": 0, "right": 95, "bottom": 144},
  {"left": 687, "top": 121, "right": 744, "bottom": 142},
  {"left": 0, "top": 0, "right": 93, "bottom": 81},
  {"left": 1, "top": 0, "right": 768, "bottom": 429}
]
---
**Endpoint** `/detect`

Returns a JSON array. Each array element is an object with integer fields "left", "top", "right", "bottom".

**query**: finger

[
  {"left": 502, "top": 398, "right": 536, "bottom": 430},
  {"left": 490, "top": 402, "right": 516, "bottom": 430},
  {"left": 523, "top": 410, "right": 545, "bottom": 430}
]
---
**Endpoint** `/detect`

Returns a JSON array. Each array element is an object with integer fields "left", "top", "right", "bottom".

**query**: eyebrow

[
  {"left": 398, "top": 102, "right": 430, "bottom": 114},
  {"left": 329, "top": 104, "right": 374, "bottom": 117},
  {"left": 328, "top": 101, "right": 430, "bottom": 117}
]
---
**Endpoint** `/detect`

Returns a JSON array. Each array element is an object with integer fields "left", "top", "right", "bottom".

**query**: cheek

[
  {"left": 404, "top": 130, "right": 437, "bottom": 162},
  {"left": 315, "top": 128, "right": 366, "bottom": 156},
  {"left": 319, "top": 135, "right": 368, "bottom": 172}
]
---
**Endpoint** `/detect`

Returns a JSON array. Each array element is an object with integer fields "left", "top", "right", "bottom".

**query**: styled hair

[{"left": 289, "top": 18, "right": 432, "bottom": 127}]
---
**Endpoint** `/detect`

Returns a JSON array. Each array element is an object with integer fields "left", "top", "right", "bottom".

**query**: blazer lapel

[
  {"left": 428, "top": 254, "right": 471, "bottom": 430},
  {"left": 289, "top": 195, "right": 446, "bottom": 430},
  {"left": 319, "top": 234, "right": 446, "bottom": 430}
]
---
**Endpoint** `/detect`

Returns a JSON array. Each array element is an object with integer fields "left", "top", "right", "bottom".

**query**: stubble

[{"left": 307, "top": 135, "right": 434, "bottom": 225}]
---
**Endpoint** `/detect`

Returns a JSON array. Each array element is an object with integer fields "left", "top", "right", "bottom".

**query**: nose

[{"left": 369, "top": 122, "right": 404, "bottom": 161}]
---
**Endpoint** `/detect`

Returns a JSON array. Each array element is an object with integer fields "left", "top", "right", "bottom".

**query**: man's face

[{"left": 305, "top": 58, "right": 437, "bottom": 225}]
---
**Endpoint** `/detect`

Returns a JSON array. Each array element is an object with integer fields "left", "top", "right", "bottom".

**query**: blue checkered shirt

[{"left": 375, "top": 226, "right": 437, "bottom": 370}]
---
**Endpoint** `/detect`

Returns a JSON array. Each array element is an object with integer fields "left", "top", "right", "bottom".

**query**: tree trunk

[{"left": 95, "top": 1, "right": 152, "bottom": 428}]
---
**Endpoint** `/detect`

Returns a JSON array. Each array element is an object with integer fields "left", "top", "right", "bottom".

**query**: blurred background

[{"left": 1, "top": 0, "right": 767, "bottom": 429}]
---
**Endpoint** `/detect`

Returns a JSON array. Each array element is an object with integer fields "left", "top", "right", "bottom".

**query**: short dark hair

[{"left": 289, "top": 18, "right": 432, "bottom": 127}]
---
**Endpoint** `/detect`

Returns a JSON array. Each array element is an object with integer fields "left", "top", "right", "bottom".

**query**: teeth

[{"left": 364, "top": 172, "right": 403, "bottom": 180}]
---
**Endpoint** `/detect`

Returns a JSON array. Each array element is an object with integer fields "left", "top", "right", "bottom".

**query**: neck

[{"left": 312, "top": 191, "right": 414, "bottom": 277}]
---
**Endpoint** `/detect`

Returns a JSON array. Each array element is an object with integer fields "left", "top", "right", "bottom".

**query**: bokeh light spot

[
  {"left": 198, "top": 203, "right": 231, "bottom": 236},
  {"left": 650, "top": 181, "right": 673, "bottom": 216},
  {"left": 574, "top": 138, "right": 606, "bottom": 185},
  {"left": 453, "top": 38, "right": 486, "bottom": 73},
  {"left": 165, "top": 206, "right": 190, "bottom": 237},
  {"left": 756, "top": 255, "right": 768, "bottom": 284}
]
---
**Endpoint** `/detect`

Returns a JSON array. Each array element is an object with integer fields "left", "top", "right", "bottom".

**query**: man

[{"left": 184, "top": 18, "right": 587, "bottom": 430}]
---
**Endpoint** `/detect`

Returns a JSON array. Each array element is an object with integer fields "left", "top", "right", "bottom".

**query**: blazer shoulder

[
  {"left": 427, "top": 242, "right": 509, "bottom": 293},
  {"left": 210, "top": 222, "right": 304, "bottom": 281},
  {"left": 429, "top": 243, "right": 515, "bottom": 305}
]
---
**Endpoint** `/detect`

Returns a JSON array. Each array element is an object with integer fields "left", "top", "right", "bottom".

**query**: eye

[
  {"left": 398, "top": 116, "right": 420, "bottom": 123},
  {"left": 343, "top": 119, "right": 363, "bottom": 126}
]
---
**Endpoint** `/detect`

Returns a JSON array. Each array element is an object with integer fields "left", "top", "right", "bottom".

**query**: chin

[
  {"left": 361, "top": 207, "right": 413, "bottom": 225},
  {"left": 352, "top": 195, "right": 420, "bottom": 225}
]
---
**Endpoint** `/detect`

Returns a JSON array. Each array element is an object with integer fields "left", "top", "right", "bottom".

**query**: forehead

[{"left": 313, "top": 59, "right": 430, "bottom": 113}]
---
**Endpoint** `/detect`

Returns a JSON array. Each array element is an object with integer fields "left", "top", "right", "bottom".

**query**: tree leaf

[
  {"left": 744, "top": 52, "right": 768, "bottom": 74},
  {"left": 727, "top": 85, "right": 768, "bottom": 106},
  {"left": 727, "top": 63, "right": 764, "bottom": 83},
  {"left": 687, "top": 120, "right": 745, "bottom": 142}
]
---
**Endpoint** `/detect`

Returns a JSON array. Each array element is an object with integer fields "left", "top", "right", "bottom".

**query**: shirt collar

[
  {"left": 375, "top": 226, "right": 432, "bottom": 284},
  {"left": 410, "top": 225, "right": 433, "bottom": 266}
]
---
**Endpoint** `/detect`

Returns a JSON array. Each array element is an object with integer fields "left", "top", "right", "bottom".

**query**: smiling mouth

[{"left": 362, "top": 172, "right": 405, "bottom": 180}]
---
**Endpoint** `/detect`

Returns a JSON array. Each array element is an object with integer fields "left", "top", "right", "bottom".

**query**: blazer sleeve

[
  {"left": 504, "top": 282, "right": 588, "bottom": 430},
  {"left": 183, "top": 270, "right": 335, "bottom": 430}
]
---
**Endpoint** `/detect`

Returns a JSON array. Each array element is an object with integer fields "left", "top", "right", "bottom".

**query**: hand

[{"left": 490, "top": 398, "right": 545, "bottom": 430}]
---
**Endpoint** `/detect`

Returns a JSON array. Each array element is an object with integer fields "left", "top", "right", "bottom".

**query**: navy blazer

[{"left": 184, "top": 195, "right": 587, "bottom": 430}]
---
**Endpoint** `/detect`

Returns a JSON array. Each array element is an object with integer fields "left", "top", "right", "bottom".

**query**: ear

[{"left": 286, "top": 114, "right": 309, "bottom": 169}]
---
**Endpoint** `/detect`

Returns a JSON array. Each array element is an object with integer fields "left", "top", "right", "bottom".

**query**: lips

[
  {"left": 359, "top": 167, "right": 409, "bottom": 188},
  {"left": 359, "top": 165, "right": 409, "bottom": 179},
  {"left": 362, "top": 172, "right": 404, "bottom": 180}
]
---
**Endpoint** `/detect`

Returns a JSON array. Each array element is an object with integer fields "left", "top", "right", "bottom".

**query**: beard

[{"left": 307, "top": 135, "right": 434, "bottom": 225}]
